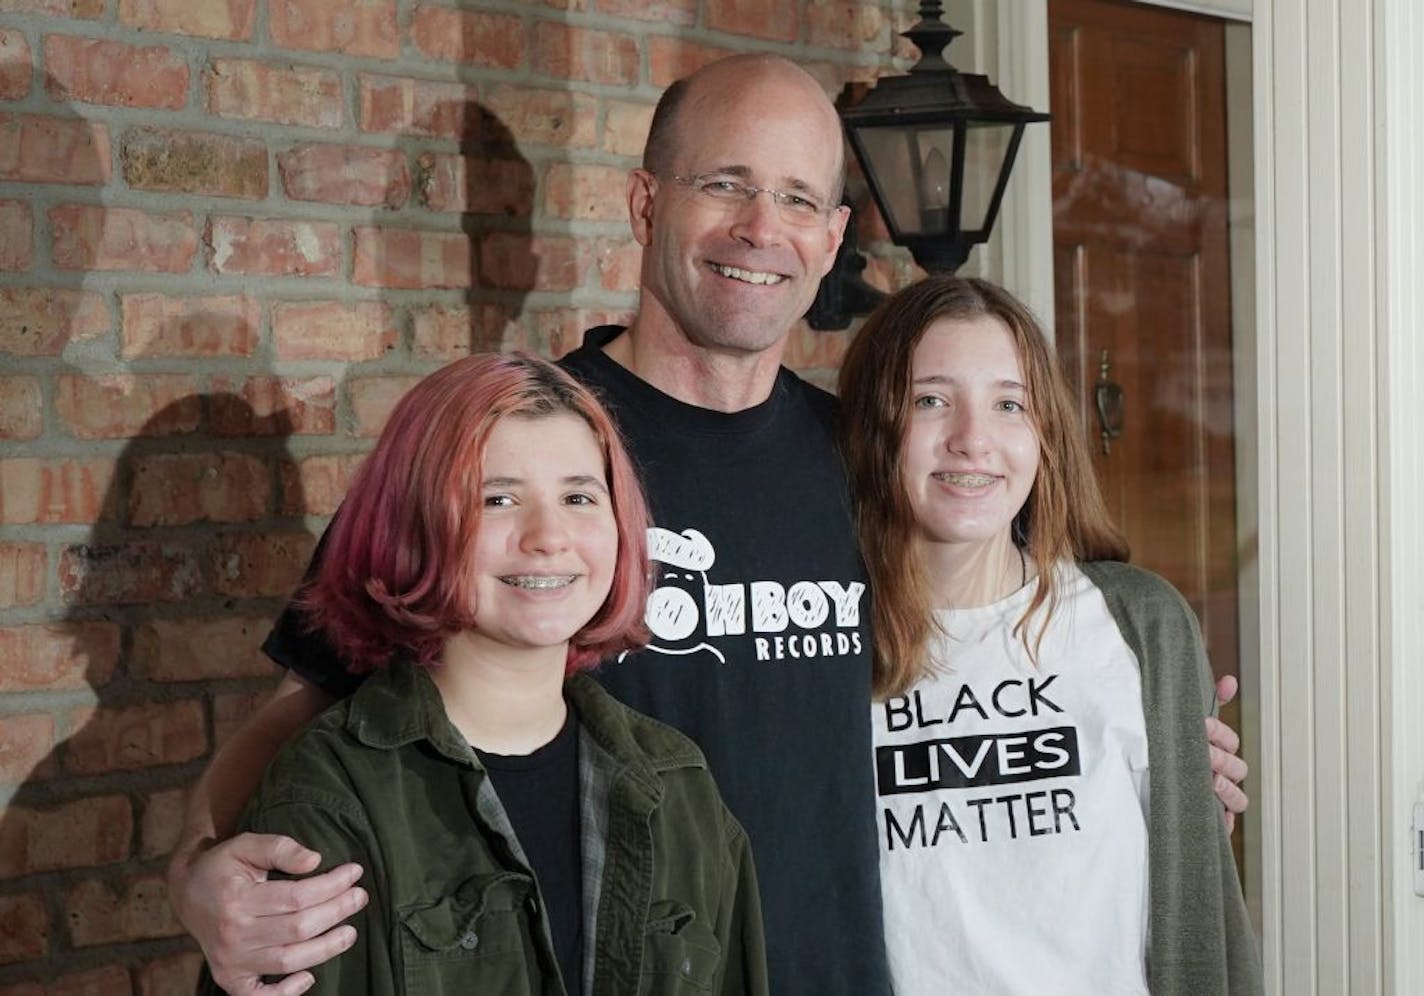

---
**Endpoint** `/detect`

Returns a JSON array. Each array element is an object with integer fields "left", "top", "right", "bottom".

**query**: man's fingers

[
  {"left": 235, "top": 880, "right": 369, "bottom": 951},
  {"left": 1212, "top": 769, "right": 1250, "bottom": 815},
  {"left": 219, "top": 969, "right": 316, "bottom": 996},
  {"left": 254, "top": 924, "right": 360, "bottom": 979},
  {"left": 1215, "top": 673, "right": 1239, "bottom": 707},
  {"left": 1204, "top": 715, "right": 1241, "bottom": 756},
  {"left": 258, "top": 862, "right": 365, "bottom": 916},
  {"left": 223, "top": 834, "right": 324, "bottom": 878}
]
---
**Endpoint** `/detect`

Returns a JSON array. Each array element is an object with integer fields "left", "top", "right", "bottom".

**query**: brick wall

[{"left": 0, "top": 0, "right": 909, "bottom": 988}]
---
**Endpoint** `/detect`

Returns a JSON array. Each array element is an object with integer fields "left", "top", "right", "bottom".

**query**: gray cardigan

[{"left": 1079, "top": 560, "right": 1263, "bottom": 995}]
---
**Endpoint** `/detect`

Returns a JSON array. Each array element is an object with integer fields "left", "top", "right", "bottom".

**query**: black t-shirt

[
  {"left": 474, "top": 707, "right": 583, "bottom": 996},
  {"left": 262, "top": 326, "right": 891, "bottom": 994}
]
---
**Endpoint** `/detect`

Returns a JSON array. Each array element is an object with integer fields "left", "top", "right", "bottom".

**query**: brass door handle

[{"left": 1095, "top": 348, "right": 1124, "bottom": 455}]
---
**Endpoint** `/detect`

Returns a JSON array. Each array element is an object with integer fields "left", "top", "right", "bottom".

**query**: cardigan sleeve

[{"left": 1077, "top": 560, "right": 1263, "bottom": 996}]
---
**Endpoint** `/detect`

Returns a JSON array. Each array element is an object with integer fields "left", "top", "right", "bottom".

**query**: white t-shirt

[{"left": 874, "top": 561, "right": 1151, "bottom": 995}]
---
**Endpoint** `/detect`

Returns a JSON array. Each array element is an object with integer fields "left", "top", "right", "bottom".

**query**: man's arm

[
  {"left": 1207, "top": 674, "right": 1250, "bottom": 832},
  {"left": 168, "top": 672, "right": 369, "bottom": 996}
]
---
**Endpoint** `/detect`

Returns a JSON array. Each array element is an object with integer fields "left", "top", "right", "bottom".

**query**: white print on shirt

[
  {"left": 628, "top": 526, "right": 867, "bottom": 665},
  {"left": 877, "top": 678, "right": 1090, "bottom": 848}
]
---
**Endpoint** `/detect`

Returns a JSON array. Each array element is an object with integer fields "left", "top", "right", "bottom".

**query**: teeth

[
  {"left": 711, "top": 263, "right": 785, "bottom": 285},
  {"left": 501, "top": 575, "right": 576, "bottom": 590},
  {"left": 934, "top": 472, "right": 995, "bottom": 487}
]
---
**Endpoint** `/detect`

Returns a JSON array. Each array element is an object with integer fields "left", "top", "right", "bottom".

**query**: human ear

[{"left": 627, "top": 169, "right": 657, "bottom": 247}]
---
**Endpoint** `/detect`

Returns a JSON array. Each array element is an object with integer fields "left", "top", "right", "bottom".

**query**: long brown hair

[{"left": 838, "top": 276, "right": 1128, "bottom": 699}]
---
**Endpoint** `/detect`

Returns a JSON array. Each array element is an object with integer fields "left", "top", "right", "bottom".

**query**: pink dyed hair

[{"left": 302, "top": 352, "right": 651, "bottom": 673}]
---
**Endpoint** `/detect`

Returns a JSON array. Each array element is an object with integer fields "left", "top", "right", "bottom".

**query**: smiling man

[{"left": 168, "top": 54, "right": 1244, "bottom": 996}]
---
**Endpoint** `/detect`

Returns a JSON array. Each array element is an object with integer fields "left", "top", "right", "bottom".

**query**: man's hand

[
  {"left": 1206, "top": 674, "right": 1249, "bottom": 833},
  {"left": 169, "top": 833, "right": 368, "bottom": 995}
]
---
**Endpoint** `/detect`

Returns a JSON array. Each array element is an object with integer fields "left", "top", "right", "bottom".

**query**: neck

[
  {"left": 430, "top": 633, "right": 569, "bottom": 754},
  {"left": 606, "top": 307, "right": 786, "bottom": 413},
  {"left": 923, "top": 535, "right": 1030, "bottom": 610}
]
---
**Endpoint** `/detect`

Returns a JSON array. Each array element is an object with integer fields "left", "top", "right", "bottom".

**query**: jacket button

[
  {"left": 680, "top": 957, "right": 694, "bottom": 977},
  {"left": 459, "top": 931, "right": 479, "bottom": 951}
]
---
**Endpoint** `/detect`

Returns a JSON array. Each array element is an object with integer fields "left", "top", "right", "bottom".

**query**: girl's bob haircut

[{"left": 303, "top": 352, "right": 651, "bottom": 674}]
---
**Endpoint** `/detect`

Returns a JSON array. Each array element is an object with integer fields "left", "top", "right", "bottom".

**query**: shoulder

[
  {"left": 776, "top": 365, "right": 840, "bottom": 425},
  {"left": 1076, "top": 559, "right": 1195, "bottom": 623},
  {"left": 244, "top": 699, "right": 370, "bottom": 821}
]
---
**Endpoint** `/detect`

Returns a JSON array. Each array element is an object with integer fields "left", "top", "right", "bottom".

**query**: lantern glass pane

[
  {"left": 856, "top": 125, "right": 920, "bottom": 235},
  {"left": 962, "top": 124, "right": 1014, "bottom": 233}
]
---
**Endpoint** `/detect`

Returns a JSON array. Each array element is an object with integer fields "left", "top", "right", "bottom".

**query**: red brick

[
  {"left": 65, "top": 875, "right": 184, "bottom": 946},
  {"left": 136, "top": 952, "right": 204, "bottom": 996},
  {"left": 119, "top": 0, "right": 256, "bottom": 40},
  {"left": 213, "top": 531, "right": 315, "bottom": 598},
  {"left": 592, "top": 0, "right": 694, "bottom": 25},
  {"left": 414, "top": 152, "right": 535, "bottom": 215},
  {"left": 544, "top": 163, "right": 628, "bottom": 221},
  {"left": 58, "top": 542, "right": 204, "bottom": 607},
  {"left": 206, "top": 216, "right": 341, "bottom": 277},
  {"left": 358, "top": 75, "right": 482, "bottom": 140},
  {"left": 479, "top": 232, "right": 581, "bottom": 292},
  {"left": 531, "top": 307, "right": 631, "bottom": 358},
  {"left": 0, "top": 200, "right": 31, "bottom": 271},
  {"left": 411, "top": 302, "right": 517, "bottom": 358},
  {"left": 0, "top": 795, "right": 132, "bottom": 877},
  {"left": 0, "top": 31, "right": 32, "bottom": 101},
  {"left": 0, "top": 623, "right": 119, "bottom": 690},
  {"left": 593, "top": 235, "right": 642, "bottom": 292},
  {"left": 707, "top": 0, "right": 798, "bottom": 41},
  {"left": 278, "top": 453, "right": 362, "bottom": 516},
  {"left": 0, "top": 377, "right": 41, "bottom": 440},
  {"left": 206, "top": 58, "right": 343, "bottom": 128},
  {"left": 0, "top": 893, "right": 48, "bottom": 966},
  {"left": 0, "top": 965, "right": 133, "bottom": 995},
  {"left": 44, "top": 35, "right": 188, "bottom": 110},
  {"left": 0, "top": 287, "right": 109, "bottom": 357},
  {"left": 121, "top": 128, "right": 267, "bottom": 199},
  {"left": 352, "top": 226, "right": 474, "bottom": 289},
  {"left": 137, "top": 788, "right": 189, "bottom": 861},
  {"left": 120, "top": 294, "right": 258, "bottom": 359},
  {"left": 0, "top": 714, "right": 54, "bottom": 784},
  {"left": 0, "top": 457, "right": 117, "bottom": 523},
  {"left": 532, "top": 22, "right": 638, "bottom": 85},
  {"left": 487, "top": 86, "right": 597, "bottom": 149},
  {"left": 271, "top": 300, "right": 397, "bottom": 361},
  {"left": 647, "top": 37, "right": 736, "bottom": 87},
  {"left": 0, "top": 113, "right": 110, "bottom": 184},
  {"left": 603, "top": 100, "right": 655, "bottom": 157},
  {"left": 213, "top": 689, "right": 272, "bottom": 748},
  {"left": 134, "top": 617, "right": 277, "bottom": 682},
  {"left": 0, "top": 543, "right": 45, "bottom": 607},
  {"left": 806, "top": 0, "right": 885, "bottom": 49},
  {"left": 128, "top": 451, "right": 270, "bottom": 526},
  {"left": 349, "top": 375, "right": 420, "bottom": 437},
  {"left": 278, "top": 144, "right": 409, "bottom": 208},
  {"left": 409, "top": 7, "right": 522, "bottom": 68},
  {"left": 55, "top": 374, "right": 200, "bottom": 439},
  {"left": 50, "top": 205, "right": 197, "bottom": 273},
  {"left": 63, "top": 701, "right": 207, "bottom": 776},
  {"left": 269, "top": 0, "right": 398, "bottom": 58},
  {"left": 209, "top": 376, "right": 336, "bottom": 436}
]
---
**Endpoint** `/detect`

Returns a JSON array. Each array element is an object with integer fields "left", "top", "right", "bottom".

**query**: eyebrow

[
  {"left": 482, "top": 474, "right": 609, "bottom": 492},
  {"left": 702, "top": 164, "right": 823, "bottom": 197},
  {"left": 912, "top": 374, "right": 1027, "bottom": 391}
]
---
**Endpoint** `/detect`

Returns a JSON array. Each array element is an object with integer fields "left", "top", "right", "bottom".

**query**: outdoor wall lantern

[{"left": 806, "top": 1, "right": 1050, "bottom": 330}]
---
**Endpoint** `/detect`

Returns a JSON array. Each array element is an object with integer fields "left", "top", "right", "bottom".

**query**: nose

[
  {"left": 944, "top": 406, "right": 989, "bottom": 455},
  {"left": 518, "top": 500, "right": 570, "bottom": 554},
  {"left": 727, "top": 188, "right": 785, "bottom": 246}
]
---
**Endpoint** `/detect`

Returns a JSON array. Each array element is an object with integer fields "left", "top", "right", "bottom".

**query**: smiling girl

[
  {"left": 200, "top": 354, "right": 766, "bottom": 996},
  {"left": 838, "top": 277, "right": 1260, "bottom": 995}
]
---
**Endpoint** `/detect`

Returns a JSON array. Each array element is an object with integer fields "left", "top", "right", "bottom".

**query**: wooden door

[{"left": 1048, "top": 0, "right": 1240, "bottom": 750}]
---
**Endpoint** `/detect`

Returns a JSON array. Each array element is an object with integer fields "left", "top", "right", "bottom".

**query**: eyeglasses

[{"left": 665, "top": 172, "right": 833, "bottom": 226}]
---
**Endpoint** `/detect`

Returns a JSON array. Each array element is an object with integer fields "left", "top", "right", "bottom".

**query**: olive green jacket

[
  {"left": 1080, "top": 561, "right": 1263, "bottom": 996},
  {"left": 202, "top": 663, "right": 767, "bottom": 996}
]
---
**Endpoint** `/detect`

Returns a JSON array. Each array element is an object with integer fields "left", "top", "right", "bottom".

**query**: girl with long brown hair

[{"left": 839, "top": 276, "right": 1259, "bottom": 995}]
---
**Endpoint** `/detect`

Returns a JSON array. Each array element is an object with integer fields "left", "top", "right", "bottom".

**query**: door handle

[{"left": 1095, "top": 348, "right": 1124, "bottom": 455}]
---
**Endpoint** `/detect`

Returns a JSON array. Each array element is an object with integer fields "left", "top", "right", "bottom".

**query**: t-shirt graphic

[{"left": 635, "top": 525, "right": 867, "bottom": 666}]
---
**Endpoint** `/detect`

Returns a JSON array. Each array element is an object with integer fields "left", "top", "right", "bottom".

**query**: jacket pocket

[
  {"left": 399, "top": 871, "right": 539, "bottom": 995},
  {"left": 641, "top": 900, "right": 722, "bottom": 994}
]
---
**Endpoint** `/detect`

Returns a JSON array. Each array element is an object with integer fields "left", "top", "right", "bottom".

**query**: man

[{"left": 169, "top": 55, "right": 1247, "bottom": 996}]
